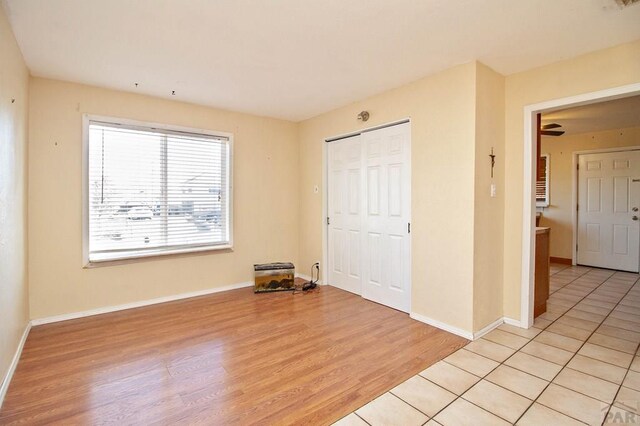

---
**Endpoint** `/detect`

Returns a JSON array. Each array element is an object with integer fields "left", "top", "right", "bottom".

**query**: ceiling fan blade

[
  {"left": 541, "top": 130, "right": 565, "bottom": 136},
  {"left": 542, "top": 123, "right": 562, "bottom": 130}
]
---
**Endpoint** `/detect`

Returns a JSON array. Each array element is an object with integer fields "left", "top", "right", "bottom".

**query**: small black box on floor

[{"left": 254, "top": 262, "right": 295, "bottom": 293}]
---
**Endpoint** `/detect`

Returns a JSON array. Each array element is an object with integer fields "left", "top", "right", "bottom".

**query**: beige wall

[
  {"left": 28, "top": 78, "right": 299, "bottom": 319},
  {"left": 12, "top": 17, "right": 640, "bottom": 342},
  {"left": 0, "top": 5, "right": 30, "bottom": 390},
  {"left": 29, "top": 62, "right": 497, "bottom": 335},
  {"left": 473, "top": 63, "right": 505, "bottom": 330},
  {"left": 540, "top": 126, "right": 640, "bottom": 260},
  {"left": 300, "top": 41, "right": 640, "bottom": 333},
  {"left": 299, "top": 63, "right": 479, "bottom": 333},
  {"left": 503, "top": 40, "right": 640, "bottom": 320}
]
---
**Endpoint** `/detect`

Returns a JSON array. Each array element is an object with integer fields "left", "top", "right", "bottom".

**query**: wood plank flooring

[{"left": 0, "top": 284, "right": 467, "bottom": 425}]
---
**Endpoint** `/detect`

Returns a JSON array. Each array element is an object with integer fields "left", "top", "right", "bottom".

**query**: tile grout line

[
  {"left": 441, "top": 268, "right": 630, "bottom": 424},
  {"left": 545, "top": 269, "right": 611, "bottom": 319},
  {"left": 504, "top": 321, "right": 636, "bottom": 375},
  {"left": 336, "top": 267, "right": 637, "bottom": 425},
  {"left": 549, "top": 262, "right": 580, "bottom": 276},
  {"left": 435, "top": 268, "right": 634, "bottom": 424},
  {"left": 514, "top": 272, "right": 640, "bottom": 425},
  {"left": 354, "top": 411, "right": 371, "bottom": 425},
  {"left": 452, "top": 335, "right": 630, "bottom": 393},
  {"left": 462, "top": 269, "right": 638, "bottom": 423},
  {"left": 601, "top": 291, "right": 640, "bottom": 424},
  {"left": 604, "top": 358, "right": 640, "bottom": 421},
  {"left": 386, "top": 389, "right": 431, "bottom": 420},
  {"left": 478, "top": 275, "right": 613, "bottom": 347},
  {"left": 417, "top": 373, "right": 517, "bottom": 425},
  {"left": 527, "top": 272, "right": 638, "bottom": 422},
  {"left": 427, "top": 266, "right": 610, "bottom": 424},
  {"left": 548, "top": 267, "right": 595, "bottom": 295},
  {"left": 388, "top": 370, "right": 511, "bottom": 425}
]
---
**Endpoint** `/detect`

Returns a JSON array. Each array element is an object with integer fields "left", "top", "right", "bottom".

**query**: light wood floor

[{"left": 0, "top": 283, "right": 467, "bottom": 425}]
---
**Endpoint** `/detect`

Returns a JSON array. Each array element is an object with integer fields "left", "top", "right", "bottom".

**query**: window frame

[{"left": 82, "top": 114, "right": 234, "bottom": 267}]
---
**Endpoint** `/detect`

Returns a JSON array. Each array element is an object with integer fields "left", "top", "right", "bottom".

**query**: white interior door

[
  {"left": 327, "top": 135, "right": 363, "bottom": 295},
  {"left": 361, "top": 123, "right": 411, "bottom": 312},
  {"left": 327, "top": 122, "right": 412, "bottom": 312},
  {"left": 577, "top": 150, "right": 640, "bottom": 272}
]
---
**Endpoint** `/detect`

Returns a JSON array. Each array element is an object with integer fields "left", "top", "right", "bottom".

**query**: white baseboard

[
  {"left": 410, "top": 314, "right": 526, "bottom": 341},
  {"left": 470, "top": 317, "right": 525, "bottom": 339},
  {"left": 0, "top": 322, "right": 31, "bottom": 409},
  {"left": 295, "top": 273, "right": 312, "bottom": 281},
  {"left": 295, "top": 273, "right": 323, "bottom": 285},
  {"left": 31, "top": 273, "right": 330, "bottom": 327},
  {"left": 503, "top": 317, "right": 522, "bottom": 327},
  {"left": 473, "top": 318, "right": 504, "bottom": 340},
  {"left": 410, "top": 312, "right": 474, "bottom": 340},
  {"left": 31, "top": 281, "right": 254, "bottom": 326}
]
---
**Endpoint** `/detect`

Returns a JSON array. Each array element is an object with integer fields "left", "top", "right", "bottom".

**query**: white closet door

[
  {"left": 361, "top": 123, "right": 411, "bottom": 312},
  {"left": 327, "top": 135, "right": 363, "bottom": 295},
  {"left": 577, "top": 150, "right": 640, "bottom": 272}
]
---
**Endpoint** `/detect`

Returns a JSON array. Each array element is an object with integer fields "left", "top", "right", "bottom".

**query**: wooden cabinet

[{"left": 534, "top": 227, "right": 550, "bottom": 318}]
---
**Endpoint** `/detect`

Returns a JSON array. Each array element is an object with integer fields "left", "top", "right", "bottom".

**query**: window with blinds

[
  {"left": 85, "top": 118, "right": 232, "bottom": 263},
  {"left": 536, "top": 154, "right": 549, "bottom": 207}
]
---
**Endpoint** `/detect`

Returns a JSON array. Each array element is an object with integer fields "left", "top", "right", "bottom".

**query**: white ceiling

[
  {"left": 3, "top": 0, "right": 640, "bottom": 121},
  {"left": 543, "top": 95, "right": 640, "bottom": 136}
]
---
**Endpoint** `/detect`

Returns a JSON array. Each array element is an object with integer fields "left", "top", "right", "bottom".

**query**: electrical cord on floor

[{"left": 293, "top": 263, "right": 320, "bottom": 294}]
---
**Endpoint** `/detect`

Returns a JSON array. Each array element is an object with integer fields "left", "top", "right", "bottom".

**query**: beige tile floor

[{"left": 333, "top": 264, "right": 640, "bottom": 426}]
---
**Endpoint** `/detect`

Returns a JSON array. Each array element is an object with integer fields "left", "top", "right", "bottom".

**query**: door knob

[
  {"left": 633, "top": 207, "right": 639, "bottom": 212},
  {"left": 633, "top": 216, "right": 639, "bottom": 221}
]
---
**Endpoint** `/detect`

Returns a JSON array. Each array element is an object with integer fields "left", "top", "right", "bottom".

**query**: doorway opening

[{"left": 521, "top": 83, "right": 640, "bottom": 328}]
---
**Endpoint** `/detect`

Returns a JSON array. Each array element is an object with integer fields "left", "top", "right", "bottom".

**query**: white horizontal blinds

[
  {"left": 536, "top": 156, "right": 548, "bottom": 203},
  {"left": 88, "top": 121, "right": 229, "bottom": 262},
  {"left": 166, "top": 134, "right": 227, "bottom": 245},
  {"left": 535, "top": 181, "right": 546, "bottom": 201}
]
